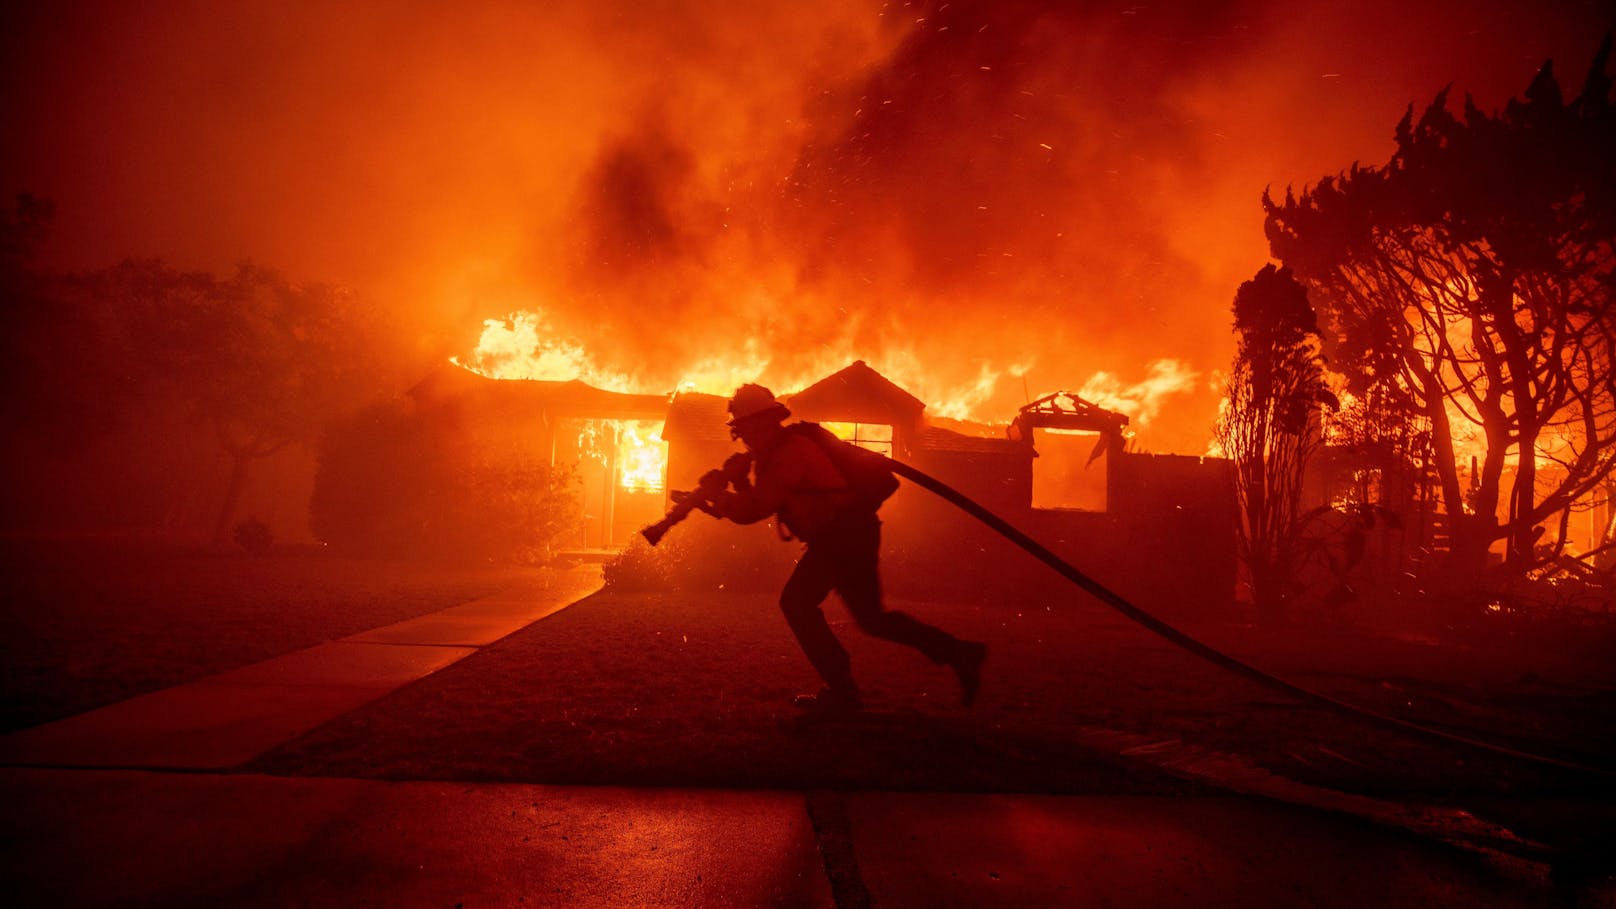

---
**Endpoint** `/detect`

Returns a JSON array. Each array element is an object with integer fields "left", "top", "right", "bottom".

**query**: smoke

[{"left": 3, "top": 0, "right": 1609, "bottom": 451}]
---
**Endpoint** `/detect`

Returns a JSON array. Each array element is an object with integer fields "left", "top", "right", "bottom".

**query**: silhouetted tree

[
  {"left": 1264, "top": 38, "right": 1616, "bottom": 583},
  {"left": 1319, "top": 385, "right": 1430, "bottom": 509},
  {"left": 0, "top": 193, "right": 53, "bottom": 264},
  {"left": 137, "top": 263, "right": 391, "bottom": 543},
  {"left": 1216, "top": 264, "right": 1335, "bottom": 624},
  {"left": 4, "top": 251, "right": 400, "bottom": 539},
  {"left": 0, "top": 208, "right": 164, "bottom": 462}
]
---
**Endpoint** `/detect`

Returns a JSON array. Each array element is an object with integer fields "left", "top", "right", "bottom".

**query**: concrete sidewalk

[
  {"left": 0, "top": 767, "right": 1569, "bottom": 908},
  {"left": 0, "top": 565, "right": 603, "bottom": 769}
]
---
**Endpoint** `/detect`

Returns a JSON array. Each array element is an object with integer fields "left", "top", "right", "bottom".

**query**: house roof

[
  {"left": 783, "top": 360, "right": 926, "bottom": 426},
  {"left": 916, "top": 425, "right": 1024, "bottom": 455},
  {"left": 410, "top": 363, "right": 670, "bottom": 421},
  {"left": 535, "top": 380, "right": 671, "bottom": 420},
  {"left": 662, "top": 391, "right": 732, "bottom": 443},
  {"left": 1012, "top": 391, "right": 1128, "bottom": 434}
]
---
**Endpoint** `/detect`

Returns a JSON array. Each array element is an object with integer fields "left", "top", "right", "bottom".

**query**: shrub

[
  {"left": 602, "top": 534, "right": 683, "bottom": 592},
  {"left": 232, "top": 516, "right": 274, "bottom": 554},
  {"left": 311, "top": 400, "right": 581, "bottom": 564}
]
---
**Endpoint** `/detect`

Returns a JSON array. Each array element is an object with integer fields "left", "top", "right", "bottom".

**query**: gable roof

[
  {"left": 662, "top": 391, "right": 732, "bottom": 443},
  {"left": 783, "top": 360, "right": 926, "bottom": 426},
  {"left": 1012, "top": 391, "right": 1128, "bottom": 433},
  {"left": 915, "top": 425, "right": 1023, "bottom": 454}
]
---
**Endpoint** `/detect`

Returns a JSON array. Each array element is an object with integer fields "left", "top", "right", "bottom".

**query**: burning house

[
  {"left": 408, "top": 364, "right": 671, "bottom": 549},
  {"left": 427, "top": 356, "right": 1235, "bottom": 617},
  {"left": 757, "top": 362, "right": 1238, "bottom": 619}
]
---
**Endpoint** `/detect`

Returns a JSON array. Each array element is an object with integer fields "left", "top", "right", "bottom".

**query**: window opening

[
  {"left": 1031, "top": 428, "right": 1109, "bottom": 512},
  {"left": 822, "top": 421, "right": 894, "bottom": 457}
]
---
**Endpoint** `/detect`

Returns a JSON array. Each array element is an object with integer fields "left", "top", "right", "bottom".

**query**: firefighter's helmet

[{"left": 726, "top": 383, "right": 790, "bottom": 426}]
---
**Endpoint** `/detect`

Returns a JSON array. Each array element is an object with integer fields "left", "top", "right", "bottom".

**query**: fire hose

[{"left": 644, "top": 455, "right": 1614, "bottom": 779}]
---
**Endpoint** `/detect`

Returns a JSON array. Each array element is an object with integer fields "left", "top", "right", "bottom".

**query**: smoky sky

[{"left": 2, "top": 0, "right": 1610, "bottom": 451}]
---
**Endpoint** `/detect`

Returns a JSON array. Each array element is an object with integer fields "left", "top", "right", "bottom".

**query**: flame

[
  {"left": 877, "top": 355, "right": 1033, "bottom": 422},
  {"left": 1075, "top": 359, "right": 1198, "bottom": 426},
  {"left": 453, "top": 310, "right": 641, "bottom": 392},
  {"left": 452, "top": 307, "right": 1044, "bottom": 419},
  {"left": 821, "top": 420, "right": 894, "bottom": 455},
  {"left": 23, "top": 2, "right": 1606, "bottom": 470},
  {"left": 454, "top": 308, "right": 1189, "bottom": 439},
  {"left": 573, "top": 418, "right": 667, "bottom": 492},
  {"left": 456, "top": 308, "right": 775, "bottom": 397},
  {"left": 1364, "top": 281, "right": 1586, "bottom": 474},
  {"left": 617, "top": 421, "right": 667, "bottom": 492}
]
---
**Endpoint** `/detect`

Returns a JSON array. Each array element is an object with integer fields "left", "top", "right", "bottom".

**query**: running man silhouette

[{"left": 700, "top": 383, "right": 987, "bottom": 718}]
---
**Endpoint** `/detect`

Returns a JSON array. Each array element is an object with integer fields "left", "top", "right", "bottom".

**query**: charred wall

[{"left": 885, "top": 448, "right": 1236, "bottom": 622}]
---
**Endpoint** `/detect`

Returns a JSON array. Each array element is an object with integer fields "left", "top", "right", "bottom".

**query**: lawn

[
  {"left": 0, "top": 539, "right": 542, "bottom": 733},
  {"left": 248, "top": 581, "right": 1616, "bottom": 806}
]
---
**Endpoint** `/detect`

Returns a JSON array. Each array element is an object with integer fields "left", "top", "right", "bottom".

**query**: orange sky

[{"left": 2, "top": 0, "right": 1610, "bottom": 452}]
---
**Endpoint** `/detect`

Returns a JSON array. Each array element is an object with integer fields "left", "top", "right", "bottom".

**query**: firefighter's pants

[{"left": 779, "top": 513, "right": 964, "bottom": 692}]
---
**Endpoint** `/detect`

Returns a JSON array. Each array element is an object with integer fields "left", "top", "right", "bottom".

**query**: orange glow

[
  {"left": 1361, "top": 283, "right": 1587, "bottom": 473},
  {"left": 1075, "top": 360, "right": 1200, "bottom": 429},
  {"left": 453, "top": 311, "right": 639, "bottom": 393},
  {"left": 616, "top": 421, "right": 667, "bottom": 492},
  {"left": 822, "top": 421, "right": 895, "bottom": 456},
  {"left": 452, "top": 307, "right": 1189, "bottom": 429},
  {"left": 573, "top": 418, "right": 667, "bottom": 492},
  {"left": 6, "top": 4, "right": 1602, "bottom": 458}
]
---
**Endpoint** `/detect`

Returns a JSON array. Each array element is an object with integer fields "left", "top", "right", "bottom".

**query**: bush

[
  {"left": 232, "top": 516, "right": 274, "bottom": 554},
  {"left": 311, "top": 401, "right": 581, "bottom": 564},
  {"left": 431, "top": 456, "right": 580, "bottom": 565},
  {"left": 602, "top": 534, "right": 683, "bottom": 592}
]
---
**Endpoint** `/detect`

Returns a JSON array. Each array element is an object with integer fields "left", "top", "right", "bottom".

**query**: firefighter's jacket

[{"left": 716, "top": 430, "right": 855, "bottom": 542}]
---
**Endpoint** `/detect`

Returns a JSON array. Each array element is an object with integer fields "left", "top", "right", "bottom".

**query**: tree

[
  {"left": 4, "top": 254, "right": 401, "bottom": 540},
  {"left": 1264, "top": 38, "right": 1616, "bottom": 583},
  {"left": 0, "top": 193, "right": 53, "bottom": 264},
  {"left": 149, "top": 263, "right": 394, "bottom": 543},
  {"left": 0, "top": 218, "right": 178, "bottom": 474},
  {"left": 1215, "top": 264, "right": 1335, "bottom": 624},
  {"left": 2, "top": 191, "right": 421, "bottom": 540}
]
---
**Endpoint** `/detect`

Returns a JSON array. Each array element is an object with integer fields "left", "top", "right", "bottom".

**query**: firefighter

[{"left": 705, "top": 383, "right": 988, "bottom": 718}]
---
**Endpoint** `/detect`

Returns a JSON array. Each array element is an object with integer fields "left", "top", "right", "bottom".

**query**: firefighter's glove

[
  {"left": 697, "top": 469, "right": 730, "bottom": 496},
  {"left": 672, "top": 488, "right": 720, "bottom": 516},
  {"left": 721, "top": 452, "right": 752, "bottom": 485}
]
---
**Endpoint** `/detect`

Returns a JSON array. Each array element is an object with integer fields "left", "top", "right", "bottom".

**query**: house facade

[
  {"left": 409, "top": 364, "right": 671, "bottom": 550},
  {"left": 417, "top": 360, "right": 1235, "bottom": 616},
  {"left": 662, "top": 361, "right": 1237, "bottom": 619}
]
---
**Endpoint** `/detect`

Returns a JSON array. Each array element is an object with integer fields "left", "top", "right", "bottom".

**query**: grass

[
  {"left": 0, "top": 539, "right": 541, "bottom": 733},
  {"left": 250, "top": 586, "right": 1189, "bottom": 794},
  {"left": 248, "top": 582, "right": 1616, "bottom": 804}
]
